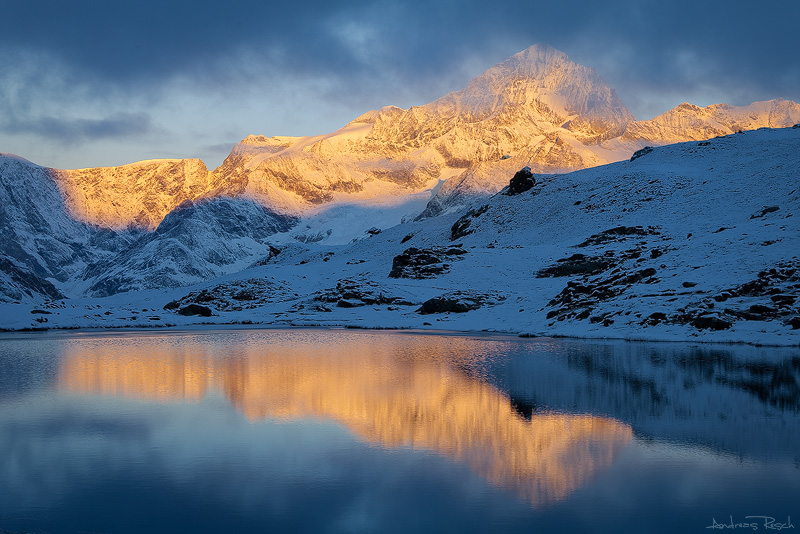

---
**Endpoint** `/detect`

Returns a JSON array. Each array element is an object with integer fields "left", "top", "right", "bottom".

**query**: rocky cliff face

[
  {"left": 367, "top": 44, "right": 633, "bottom": 154},
  {"left": 0, "top": 155, "right": 94, "bottom": 301},
  {"left": 54, "top": 158, "right": 216, "bottom": 230}
]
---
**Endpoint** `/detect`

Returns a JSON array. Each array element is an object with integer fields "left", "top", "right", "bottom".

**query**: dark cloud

[
  {"left": 4, "top": 0, "right": 796, "bottom": 107},
  {"left": 2, "top": 112, "right": 153, "bottom": 144}
]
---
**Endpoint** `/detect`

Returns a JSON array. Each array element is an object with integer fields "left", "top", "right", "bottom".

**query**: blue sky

[{"left": 1, "top": 0, "right": 798, "bottom": 170}]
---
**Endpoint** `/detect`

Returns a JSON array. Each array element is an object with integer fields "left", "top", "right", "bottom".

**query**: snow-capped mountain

[
  {"left": 0, "top": 44, "right": 799, "bottom": 347},
  {"left": 2, "top": 125, "right": 798, "bottom": 347},
  {"left": 208, "top": 44, "right": 635, "bottom": 216},
  {"left": 11, "top": 44, "right": 798, "bottom": 235}
]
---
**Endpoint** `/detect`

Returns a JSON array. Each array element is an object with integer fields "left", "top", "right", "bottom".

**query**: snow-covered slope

[
  {"left": 81, "top": 197, "right": 297, "bottom": 297},
  {"left": 0, "top": 154, "right": 137, "bottom": 302},
  {"left": 3, "top": 126, "right": 797, "bottom": 347}
]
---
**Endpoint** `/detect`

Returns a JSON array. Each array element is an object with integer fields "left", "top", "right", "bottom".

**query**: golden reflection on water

[{"left": 57, "top": 332, "right": 633, "bottom": 506}]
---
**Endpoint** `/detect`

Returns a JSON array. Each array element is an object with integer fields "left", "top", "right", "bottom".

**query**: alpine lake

[{"left": 0, "top": 327, "right": 797, "bottom": 533}]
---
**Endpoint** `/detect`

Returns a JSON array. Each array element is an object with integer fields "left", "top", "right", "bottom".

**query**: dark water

[{"left": 0, "top": 328, "right": 797, "bottom": 533}]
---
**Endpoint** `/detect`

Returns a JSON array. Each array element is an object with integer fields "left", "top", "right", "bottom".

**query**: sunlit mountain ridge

[{"left": 22, "top": 44, "right": 800, "bottom": 231}]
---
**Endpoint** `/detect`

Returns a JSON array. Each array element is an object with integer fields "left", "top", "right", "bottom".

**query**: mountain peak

[
  {"left": 434, "top": 43, "right": 633, "bottom": 139},
  {"left": 498, "top": 43, "right": 570, "bottom": 74}
]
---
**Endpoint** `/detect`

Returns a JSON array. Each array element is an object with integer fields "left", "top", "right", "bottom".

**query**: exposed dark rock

[
  {"left": 389, "top": 245, "right": 467, "bottom": 279},
  {"left": 251, "top": 245, "right": 283, "bottom": 267},
  {"left": 690, "top": 315, "right": 732, "bottom": 331},
  {"left": 232, "top": 290, "right": 257, "bottom": 301},
  {"left": 682, "top": 281, "right": 697, "bottom": 288},
  {"left": 750, "top": 205, "right": 780, "bottom": 219},
  {"left": 630, "top": 146, "right": 654, "bottom": 161},
  {"left": 667, "top": 260, "right": 799, "bottom": 331},
  {"left": 417, "top": 297, "right": 481, "bottom": 314},
  {"left": 166, "top": 277, "right": 293, "bottom": 312},
  {"left": 577, "top": 226, "right": 659, "bottom": 248},
  {"left": 337, "top": 299, "right": 366, "bottom": 308},
  {"left": 724, "top": 308, "right": 763, "bottom": 321},
  {"left": 536, "top": 253, "right": 613, "bottom": 278},
  {"left": 771, "top": 294, "right": 797, "bottom": 306},
  {"left": 0, "top": 254, "right": 65, "bottom": 301},
  {"left": 450, "top": 205, "right": 489, "bottom": 240},
  {"left": 193, "top": 290, "right": 216, "bottom": 303},
  {"left": 177, "top": 304, "right": 213, "bottom": 317},
  {"left": 749, "top": 304, "right": 777, "bottom": 315},
  {"left": 316, "top": 279, "right": 415, "bottom": 308},
  {"left": 642, "top": 312, "right": 668, "bottom": 326},
  {"left": 416, "top": 291, "right": 501, "bottom": 315},
  {"left": 545, "top": 258, "right": 660, "bottom": 323},
  {"left": 503, "top": 167, "right": 536, "bottom": 196},
  {"left": 401, "top": 233, "right": 415, "bottom": 243}
]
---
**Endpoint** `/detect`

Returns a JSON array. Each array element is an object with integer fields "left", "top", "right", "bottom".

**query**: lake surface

[{"left": 0, "top": 328, "right": 797, "bottom": 533}]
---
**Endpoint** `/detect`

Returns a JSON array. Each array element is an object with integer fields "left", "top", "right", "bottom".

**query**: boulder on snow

[
  {"left": 750, "top": 205, "right": 780, "bottom": 219},
  {"left": 536, "top": 253, "right": 613, "bottom": 278},
  {"left": 417, "top": 297, "right": 480, "bottom": 314},
  {"left": 416, "top": 291, "right": 502, "bottom": 314},
  {"left": 389, "top": 246, "right": 467, "bottom": 279},
  {"left": 504, "top": 167, "right": 536, "bottom": 196}
]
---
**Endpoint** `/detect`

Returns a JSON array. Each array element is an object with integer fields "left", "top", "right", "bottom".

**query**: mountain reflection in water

[{"left": 57, "top": 331, "right": 632, "bottom": 507}]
